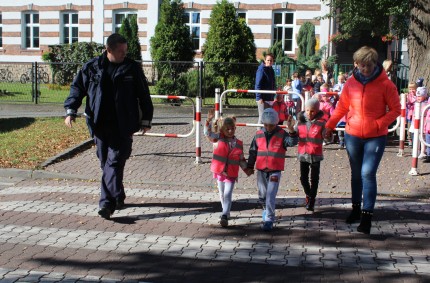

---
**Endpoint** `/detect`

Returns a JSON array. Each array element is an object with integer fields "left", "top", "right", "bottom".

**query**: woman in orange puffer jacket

[{"left": 325, "top": 46, "right": 401, "bottom": 235}]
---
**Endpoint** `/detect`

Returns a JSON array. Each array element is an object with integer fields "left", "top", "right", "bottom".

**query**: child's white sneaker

[{"left": 418, "top": 153, "right": 427, "bottom": 159}]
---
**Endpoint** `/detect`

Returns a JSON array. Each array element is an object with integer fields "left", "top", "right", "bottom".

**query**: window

[
  {"left": 273, "top": 12, "right": 294, "bottom": 52},
  {"left": 61, "top": 12, "right": 78, "bottom": 44},
  {"left": 23, "top": 12, "right": 39, "bottom": 48},
  {"left": 0, "top": 13, "right": 2, "bottom": 48},
  {"left": 183, "top": 11, "right": 200, "bottom": 50},
  {"left": 113, "top": 10, "right": 137, "bottom": 33},
  {"left": 237, "top": 12, "right": 247, "bottom": 22}
]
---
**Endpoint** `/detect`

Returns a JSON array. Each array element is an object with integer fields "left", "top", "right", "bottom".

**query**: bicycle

[
  {"left": 0, "top": 67, "right": 13, "bottom": 82},
  {"left": 20, "top": 68, "right": 49, "bottom": 84}
]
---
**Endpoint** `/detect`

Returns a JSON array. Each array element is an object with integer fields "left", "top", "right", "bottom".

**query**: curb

[{"left": 40, "top": 138, "right": 94, "bottom": 168}]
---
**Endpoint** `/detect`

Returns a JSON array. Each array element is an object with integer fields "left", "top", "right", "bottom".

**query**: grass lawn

[{"left": 0, "top": 116, "right": 90, "bottom": 169}]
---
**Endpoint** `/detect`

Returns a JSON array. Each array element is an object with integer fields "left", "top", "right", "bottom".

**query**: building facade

[{"left": 0, "top": 0, "right": 330, "bottom": 62}]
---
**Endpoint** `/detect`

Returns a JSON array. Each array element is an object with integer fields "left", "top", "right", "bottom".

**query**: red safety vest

[
  {"left": 297, "top": 119, "right": 325, "bottom": 158},
  {"left": 272, "top": 101, "right": 287, "bottom": 122},
  {"left": 255, "top": 128, "right": 286, "bottom": 171},
  {"left": 210, "top": 138, "right": 244, "bottom": 178}
]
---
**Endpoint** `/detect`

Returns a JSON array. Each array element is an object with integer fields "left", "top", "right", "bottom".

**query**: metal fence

[{"left": 0, "top": 60, "right": 410, "bottom": 106}]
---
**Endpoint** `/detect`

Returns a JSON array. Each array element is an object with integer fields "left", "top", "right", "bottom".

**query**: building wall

[{"left": 0, "top": 0, "right": 329, "bottom": 62}]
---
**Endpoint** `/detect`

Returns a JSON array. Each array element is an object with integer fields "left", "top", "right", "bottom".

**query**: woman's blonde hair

[{"left": 353, "top": 46, "right": 378, "bottom": 64}]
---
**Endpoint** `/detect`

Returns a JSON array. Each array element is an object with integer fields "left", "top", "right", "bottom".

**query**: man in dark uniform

[{"left": 64, "top": 33, "right": 153, "bottom": 220}]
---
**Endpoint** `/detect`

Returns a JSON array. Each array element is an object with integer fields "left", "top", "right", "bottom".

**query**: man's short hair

[{"left": 106, "top": 33, "right": 127, "bottom": 51}]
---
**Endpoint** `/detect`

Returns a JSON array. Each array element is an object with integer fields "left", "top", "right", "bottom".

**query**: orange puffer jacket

[{"left": 326, "top": 67, "right": 400, "bottom": 138}]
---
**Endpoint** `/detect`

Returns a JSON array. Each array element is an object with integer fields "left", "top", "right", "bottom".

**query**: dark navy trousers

[{"left": 93, "top": 123, "right": 133, "bottom": 212}]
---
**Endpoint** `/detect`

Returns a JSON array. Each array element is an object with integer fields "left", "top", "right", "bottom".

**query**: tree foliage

[
  {"left": 321, "top": 0, "right": 429, "bottom": 86},
  {"left": 203, "top": 0, "right": 256, "bottom": 91},
  {"left": 297, "top": 22, "right": 316, "bottom": 59},
  {"left": 128, "top": 15, "right": 142, "bottom": 61},
  {"left": 150, "top": 0, "right": 194, "bottom": 63},
  {"left": 150, "top": 0, "right": 195, "bottom": 96},
  {"left": 42, "top": 42, "right": 104, "bottom": 85}
]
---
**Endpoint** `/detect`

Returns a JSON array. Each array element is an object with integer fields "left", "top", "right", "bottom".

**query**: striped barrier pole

[
  {"left": 397, "top": 93, "right": 407, "bottom": 157},
  {"left": 215, "top": 88, "right": 220, "bottom": 120},
  {"left": 134, "top": 95, "right": 196, "bottom": 138},
  {"left": 409, "top": 101, "right": 421, "bottom": 175},
  {"left": 195, "top": 96, "right": 202, "bottom": 164}
]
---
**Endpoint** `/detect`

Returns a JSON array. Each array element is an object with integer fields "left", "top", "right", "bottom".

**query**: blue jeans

[
  {"left": 257, "top": 170, "right": 281, "bottom": 222},
  {"left": 344, "top": 133, "right": 387, "bottom": 211}
]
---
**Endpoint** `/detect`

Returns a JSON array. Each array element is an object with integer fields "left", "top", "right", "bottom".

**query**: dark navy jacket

[
  {"left": 255, "top": 63, "right": 276, "bottom": 102},
  {"left": 64, "top": 52, "right": 153, "bottom": 137}
]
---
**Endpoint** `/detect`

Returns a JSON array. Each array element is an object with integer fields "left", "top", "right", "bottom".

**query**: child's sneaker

[
  {"left": 418, "top": 153, "right": 427, "bottom": 159},
  {"left": 219, "top": 215, "right": 228, "bottom": 227},
  {"left": 261, "top": 221, "right": 273, "bottom": 231}
]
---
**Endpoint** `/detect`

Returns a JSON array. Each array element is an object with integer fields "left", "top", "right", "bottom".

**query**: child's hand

[
  {"left": 286, "top": 116, "right": 296, "bottom": 131},
  {"left": 207, "top": 109, "right": 215, "bottom": 120}
]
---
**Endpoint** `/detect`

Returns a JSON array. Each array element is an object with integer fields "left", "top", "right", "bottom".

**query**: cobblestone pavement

[{"left": 0, "top": 106, "right": 429, "bottom": 282}]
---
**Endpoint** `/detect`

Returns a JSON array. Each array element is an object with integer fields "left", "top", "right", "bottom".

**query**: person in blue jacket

[
  {"left": 64, "top": 33, "right": 153, "bottom": 220},
  {"left": 255, "top": 53, "right": 276, "bottom": 124}
]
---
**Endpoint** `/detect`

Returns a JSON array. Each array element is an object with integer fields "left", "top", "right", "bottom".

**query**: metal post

[
  {"left": 397, "top": 93, "right": 406, "bottom": 156},
  {"left": 215, "top": 88, "right": 220, "bottom": 119},
  {"left": 195, "top": 96, "right": 202, "bottom": 164},
  {"left": 409, "top": 101, "right": 421, "bottom": 175}
]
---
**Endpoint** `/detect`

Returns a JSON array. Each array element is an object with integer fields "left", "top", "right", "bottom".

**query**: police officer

[{"left": 64, "top": 33, "right": 153, "bottom": 220}]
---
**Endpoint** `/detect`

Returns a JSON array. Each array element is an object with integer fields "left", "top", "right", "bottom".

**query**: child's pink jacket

[{"left": 406, "top": 91, "right": 417, "bottom": 120}]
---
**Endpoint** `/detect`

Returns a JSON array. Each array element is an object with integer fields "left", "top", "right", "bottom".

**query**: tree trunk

[{"left": 408, "top": 0, "right": 430, "bottom": 86}]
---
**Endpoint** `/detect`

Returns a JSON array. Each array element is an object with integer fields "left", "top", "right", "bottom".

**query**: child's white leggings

[{"left": 217, "top": 180, "right": 235, "bottom": 217}]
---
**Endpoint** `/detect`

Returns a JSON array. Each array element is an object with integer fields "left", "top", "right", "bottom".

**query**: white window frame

[
  {"left": 112, "top": 9, "right": 137, "bottom": 34},
  {"left": 273, "top": 11, "right": 295, "bottom": 53},
  {"left": 184, "top": 11, "right": 201, "bottom": 51},
  {"left": 22, "top": 11, "right": 40, "bottom": 49},
  {"left": 0, "top": 13, "right": 3, "bottom": 48},
  {"left": 61, "top": 11, "right": 79, "bottom": 44}
]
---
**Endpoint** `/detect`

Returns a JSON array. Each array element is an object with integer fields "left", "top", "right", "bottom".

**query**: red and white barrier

[
  {"left": 195, "top": 96, "right": 202, "bottom": 164},
  {"left": 409, "top": 101, "right": 422, "bottom": 175},
  {"left": 397, "top": 93, "right": 407, "bottom": 156}
]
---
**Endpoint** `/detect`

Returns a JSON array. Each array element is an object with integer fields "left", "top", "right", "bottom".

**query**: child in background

[
  {"left": 423, "top": 87, "right": 430, "bottom": 163},
  {"left": 318, "top": 83, "right": 335, "bottom": 121},
  {"left": 283, "top": 78, "right": 293, "bottom": 92},
  {"left": 333, "top": 74, "right": 346, "bottom": 95},
  {"left": 204, "top": 109, "right": 252, "bottom": 227},
  {"left": 296, "top": 98, "right": 327, "bottom": 211},
  {"left": 313, "top": 74, "right": 325, "bottom": 93},
  {"left": 406, "top": 82, "right": 418, "bottom": 146},
  {"left": 272, "top": 93, "right": 290, "bottom": 125},
  {"left": 247, "top": 108, "right": 298, "bottom": 231},
  {"left": 408, "top": 87, "right": 428, "bottom": 159}
]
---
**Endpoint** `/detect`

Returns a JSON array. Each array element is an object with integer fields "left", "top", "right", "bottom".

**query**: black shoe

[
  {"left": 116, "top": 199, "right": 125, "bottom": 210},
  {"left": 357, "top": 210, "right": 373, "bottom": 234},
  {"left": 346, "top": 203, "right": 361, "bottom": 224},
  {"left": 306, "top": 197, "right": 315, "bottom": 212},
  {"left": 220, "top": 215, "right": 228, "bottom": 227},
  {"left": 98, "top": 207, "right": 112, "bottom": 220},
  {"left": 423, "top": 157, "right": 430, "bottom": 163}
]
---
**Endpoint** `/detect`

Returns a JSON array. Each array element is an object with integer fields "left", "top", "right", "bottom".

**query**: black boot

[
  {"left": 306, "top": 197, "right": 315, "bottom": 211},
  {"left": 357, "top": 210, "right": 373, "bottom": 234},
  {"left": 345, "top": 203, "right": 361, "bottom": 224}
]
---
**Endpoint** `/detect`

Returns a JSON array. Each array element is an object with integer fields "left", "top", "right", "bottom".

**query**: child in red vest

[
  {"left": 271, "top": 93, "right": 290, "bottom": 125},
  {"left": 247, "top": 108, "right": 298, "bottom": 231},
  {"left": 204, "top": 109, "right": 253, "bottom": 227},
  {"left": 296, "top": 98, "right": 327, "bottom": 211}
]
